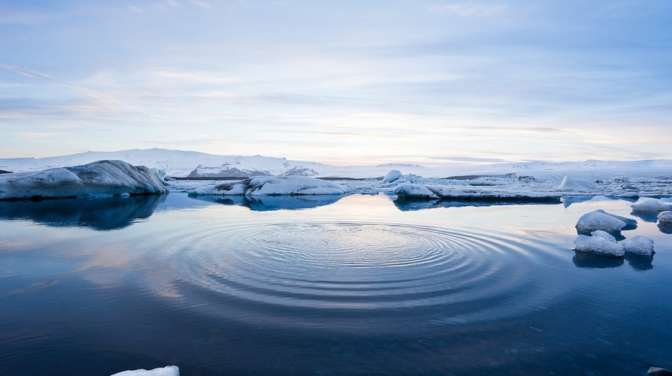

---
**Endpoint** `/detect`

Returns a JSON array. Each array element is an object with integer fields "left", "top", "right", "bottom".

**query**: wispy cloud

[{"left": 429, "top": 2, "right": 507, "bottom": 17}]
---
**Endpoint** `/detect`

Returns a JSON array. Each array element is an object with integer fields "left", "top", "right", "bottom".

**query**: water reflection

[
  {"left": 625, "top": 254, "right": 654, "bottom": 271},
  {"left": 561, "top": 195, "right": 636, "bottom": 208},
  {"left": 631, "top": 210, "right": 660, "bottom": 223},
  {"left": 0, "top": 195, "right": 163, "bottom": 230},
  {"left": 393, "top": 198, "right": 560, "bottom": 211},
  {"left": 572, "top": 252, "right": 625, "bottom": 269},
  {"left": 190, "top": 194, "right": 343, "bottom": 211}
]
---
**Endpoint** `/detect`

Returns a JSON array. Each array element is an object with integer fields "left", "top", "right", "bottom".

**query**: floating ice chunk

[
  {"left": 558, "top": 176, "right": 596, "bottom": 192},
  {"left": 0, "top": 160, "right": 167, "bottom": 200},
  {"left": 393, "top": 183, "right": 438, "bottom": 199},
  {"left": 189, "top": 177, "right": 345, "bottom": 196},
  {"left": 622, "top": 236, "right": 655, "bottom": 256},
  {"left": 383, "top": 169, "right": 402, "bottom": 183},
  {"left": 575, "top": 209, "right": 636, "bottom": 235},
  {"left": 110, "top": 365, "right": 179, "bottom": 376},
  {"left": 190, "top": 181, "right": 248, "bottom": 195},
  {"left": 574, "top": 230, "right": 625, "bottom": 257},
  {"left": 631, "top": 198, "right": 672, "bottom": 213},
  {"left": 658, "top": 211, "right": 672, "bottom": 225},
  {"left": 247, "top": 176, "right": 345, "bottom": 196}
]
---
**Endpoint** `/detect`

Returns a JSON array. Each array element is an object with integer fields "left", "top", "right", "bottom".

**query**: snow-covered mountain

[
  {"left": 0, "top": 149, "right": 330, "bottom": 177},
  {"left": 0, "top": 148, "right": 671, "bottom": 179}
]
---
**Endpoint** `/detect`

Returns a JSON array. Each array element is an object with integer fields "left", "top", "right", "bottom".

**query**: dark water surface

[{"left": 1, "top": 194, "right": 671, "bottom": 375}]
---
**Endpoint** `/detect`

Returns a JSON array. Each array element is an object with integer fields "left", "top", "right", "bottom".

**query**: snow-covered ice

[
  {"left": 189, "top": 176, "right": 345, "bottom": 196},
  {"left": 622, "top": 236, "right": 655, "bottom": 257},
  {"left": 0, "top": 160, "right": 167, "bottom": 200},
  {"left": 110, "top": 365, "right": 179, "bottom": 376},
  {"left": 383, "top": 169, "right": 402, "bottom": 183},
  {"left": 574, "top": 231, "right": 625, "bottom": 257},
  {"left": 631, "top": 198, "right": 672, "bottom": 213},
  {"left": 393, "top": 183, "right": 438, "bottom": 199},
  {"left": 247, "top": 176, "right": 345, "bottom": 195},
  {"left": 575, "top": 209, "right": 637, "bottom": 235}
]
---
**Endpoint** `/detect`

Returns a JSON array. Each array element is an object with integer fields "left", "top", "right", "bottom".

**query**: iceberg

[
  {"left": 189, "top": 180, "right": 248, "bottom": 195},
  {"left": 622, "top": 236, "right": 655, "bottom": 257},
  {"left": 383, "top": 169, "right": 402, "bottom": 183},
  {"left": 393, "top": 183, "right": 438, "bottom": 199},
  {"left": 110, "top": 365, "right": 179, "bottom": 376},
  {"left": 0, "top": 160, "right": 167, "bottom": 200},
  {"left": 247, "top": 176, "right": 345, "bottom": 195},
  {"left": 574, "top": 231, "right": 625, "bottom": 257},
  {"left": 631, "top": 197, "right": 672, "bottom": 213},
  {"left": 190, "top": 176, "right": 345, "bottom": 196},
  {"left": 575, "top": 209, "right": 637, "bottom": 235}
]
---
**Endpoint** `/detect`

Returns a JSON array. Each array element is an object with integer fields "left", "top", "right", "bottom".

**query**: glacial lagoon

[{"left": 1, "top": 194, "right": 671, "bottom": 375}]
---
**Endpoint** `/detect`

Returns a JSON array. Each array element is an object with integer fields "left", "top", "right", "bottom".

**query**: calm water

[{"left": 1, "top": 194, "right": 671, "bottom": 375}]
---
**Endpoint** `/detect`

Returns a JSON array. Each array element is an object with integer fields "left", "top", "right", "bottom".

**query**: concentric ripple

[{"left": 138, "top": 221, "right": 568, "bottom": 331}]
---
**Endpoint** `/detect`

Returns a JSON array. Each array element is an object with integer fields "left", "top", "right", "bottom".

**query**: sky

[{"left": 1, "top": 0, "right": 671, "bottom": 165}]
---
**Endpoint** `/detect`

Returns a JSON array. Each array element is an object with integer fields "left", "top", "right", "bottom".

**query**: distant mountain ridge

[{"left": 1, "top": 148, "right": 671, "bottom": 179}]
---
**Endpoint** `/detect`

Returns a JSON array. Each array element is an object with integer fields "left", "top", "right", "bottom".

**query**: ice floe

[
  {"left": 0, "top": 160, "right": 167, "bottom": 200},
  {"left": 575, "top": 209, "right": 637, "bottom": 235},
  {"left": 622, "top": 236, "right": 655, "bottom": 257},
  {"left": 383, "top": 169, "right": 402, "bottom": 183},
  {"left": 189, "top": 176, "right": 345, "bottom": 196},
  {"left": 574, "top": 231, "right": 625, "bottom": 257},
  {"left": 631, "top": 197, "right": 672, "bottom": 213},
  {"left": 393, "top": 183, "right": 438, "bottom": 199},
  {"left": 110, "top": 365, "right": 179, "bottom": 376}
]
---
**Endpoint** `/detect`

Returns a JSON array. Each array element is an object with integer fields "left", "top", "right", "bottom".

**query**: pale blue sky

[{"left": 1, "top": 0, "right": 671, "bottom": 164}]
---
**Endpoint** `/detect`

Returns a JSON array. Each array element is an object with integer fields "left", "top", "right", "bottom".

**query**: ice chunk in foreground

[
  {"left": 383, "top": 169, "right": 402, "bottom": 183},
  {"left": 247, "top": 176, "right": 345, "bottom": 196},
  {"left": 658, "top": 211, "right": 672, "bottom": 225},
  {"left": 111, "top": 365, "right": 179, "bottom": 376},
  {"left": 558, "top": 176, "right": 596, "bottom": 192},
  {"left": 0, "top": 160, "right": 167, "bottom": 200},
  {"left": 631, "top": 198, "right": 672, "bottom": 213},
  {"left": 574, "top": 231, "right": 625, "bottom": 257},
  {"left": 622, "top": 236, "right": 655, "bottom": 256},
  {"left": 575, "top": 209, "right": 637, "bottom": 235},
  {"left": 393, "top": 183, "right": 438, "bottom": 199}
]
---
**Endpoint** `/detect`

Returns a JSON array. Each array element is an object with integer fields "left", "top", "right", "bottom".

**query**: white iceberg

[
  {"left": 574, "top": 230, "right": 625, "bottom": 257},
  {"left": 383, "top": 169, "right": 402, "bottom": 183},
  {"left": 393, "top": 183, "right": 438, "bottom": 199},
  {"left": 575, "top": 209, "right": 636, "bottom": 235},
  {"left": 188, "top": 176, "right": 345, "bottom": 196},
  {"left": 247, "top": 176, "right": 345, "bottom": 195},
  {"left": 190, "top": 181, "right": 248, "bottom": 195},
  {"left": 0, "top": 160, "right": 167, "bottom": 200},
  {"left": 622, "top": 236, "right": 655, "bottom": 256},
  {"left": 111, "top": 365, "right": 179, "bottom": 376},
  {"left": 631, "top": 197, "right": 672, "bottom": 213},
  {"left": 658, "top": 211, "right": 672, "bottom": 225}
]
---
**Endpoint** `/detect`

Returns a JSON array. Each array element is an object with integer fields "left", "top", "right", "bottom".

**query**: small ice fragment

[{"left": 110, "top": 365, "right": 179, "bottom": 376}]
